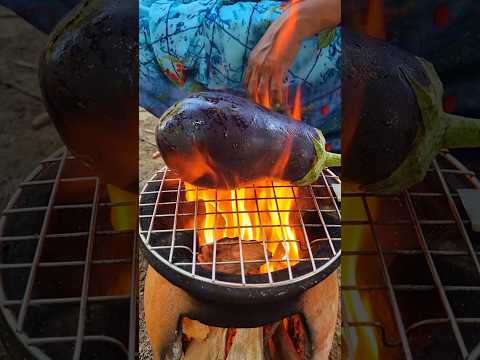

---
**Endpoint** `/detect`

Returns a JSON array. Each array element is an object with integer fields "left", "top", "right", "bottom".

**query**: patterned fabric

[
  {"left": 140, "top": 0, "right": 342, "bottom": 151},
  {"left": 5, "top": 1, "right": 476, "bottom": 151}
]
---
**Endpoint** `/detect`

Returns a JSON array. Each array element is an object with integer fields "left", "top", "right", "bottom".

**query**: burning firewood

[
  {"left": 226, "top": 328, "right": 264, "bottom": 360},
  {"left": 225, "top": 328, "right": 237, "bottom": 356},
  {"left": 272, "top": 321, "right": 301, "bottom": 360},
  {"left": 184, "top": 328, "right": 227, "bottom": 360},
  {"left": 182, "top": 318, "right": 210, "bottom": 341},
  {"left": 197, "top": 238, "right": 266, "bottom": 274},
  {"left": 289, "top": 315, "right": 311, "bottom": 359}
]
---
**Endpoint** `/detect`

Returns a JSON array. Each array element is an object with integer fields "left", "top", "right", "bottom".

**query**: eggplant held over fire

[
  {"left": 156, "top": 92, "right": 341, "bottom": 189},
  {"left": 342, "top": 30, "right": 480, "bottom": 193},
  {"left": 38, "top": 0, "right": 478, "bottom": 195},
  {"left": 39, "top": 0, "right": 138, "bottom": 193}
]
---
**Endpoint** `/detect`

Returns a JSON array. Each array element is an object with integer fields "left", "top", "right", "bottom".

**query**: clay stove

[
  {"left": 139, "top": 166, "right": 341, "bottom": 359},
  {"left": 342, "top": 151, "right": 480, "bottom": 359}
]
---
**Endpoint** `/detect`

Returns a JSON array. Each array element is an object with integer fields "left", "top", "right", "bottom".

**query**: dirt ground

[
  {"left": 139, "top": 108, "right": 163, "bottom": 360},
  {"left": 0, "top": 6, "right": 62, "bottom": 211},
  {"left": 0, "top": 5, "right": 63, "bottom": 358}
]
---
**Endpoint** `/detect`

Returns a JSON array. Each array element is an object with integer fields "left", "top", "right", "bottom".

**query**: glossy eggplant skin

[
  {"left": 39, "top": 0, "right": 138, "bottom": 192},
  {"left": 342, "top": 30, "right": 429, "bottom": 185},
  {"left": 156, "top": 92, "right": 321, "bottom": 188}
]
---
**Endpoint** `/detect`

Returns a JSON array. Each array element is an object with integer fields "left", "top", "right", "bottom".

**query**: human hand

[
  {"left": 244, "top": 9, "right": 303, "bottom": 108},
  {"left": 244, "top": 0, "right": 340, "bottom": 108}
]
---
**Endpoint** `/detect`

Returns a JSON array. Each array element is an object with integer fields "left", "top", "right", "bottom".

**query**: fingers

[
  {"left": 246, "top": 67, "right": 260, "bottom": 102},
  {"left": 270, "top": 71, "right": 287, "bottom": 108},
  {"left": 245, "top": 59, "right": 288, "bottom": 108},
  {"left": 245, "top": 56, "right": 258, "bottom": 100},
  {"left": 244, "top": 60, "right": 253, "bottom": 90},
  {"left": 257, "top": 64, "right": 272, "bottom": 105}
]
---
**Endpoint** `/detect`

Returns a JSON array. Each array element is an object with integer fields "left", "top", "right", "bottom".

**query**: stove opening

[{"left": 177, "top": 314, "right": 315, "bottom": 359}]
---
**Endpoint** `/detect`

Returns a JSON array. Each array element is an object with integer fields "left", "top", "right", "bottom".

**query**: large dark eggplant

[
  {"left": 39, "top": 0, "right": 138, "bottom": 193},
  {"left": 343, "top": 30, "right": 480, "bottom": 193},
  {"left": 156, "top": 92, "right": 341, "bottom": 189}
]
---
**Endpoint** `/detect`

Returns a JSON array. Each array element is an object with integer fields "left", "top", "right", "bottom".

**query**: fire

[
  {"left": 365, "top": 0, "right": 386, "bottom": 39},
  {"left": 342, "top": 185, "right": 382, "bottom": 359},
  {"left": 342, "top": 4, "right": 387, "bottom": 356},
  {"left": 253, "top": 0, "right": 302, "bottom": 119},
  {"left": 107, "top": 184, "right": 137, "bottom": 231},
  {"left": 292, "top": 85, "right": 302, "bottom": 121},
  {"left": 185, "top": 179, "right": 300, "bottom": 272},
  {"left": 164, "top": 144, "right": 219, "bottom": 186},
  {"left": 184, "top": 0, "right": 305, "bottom": 273}
]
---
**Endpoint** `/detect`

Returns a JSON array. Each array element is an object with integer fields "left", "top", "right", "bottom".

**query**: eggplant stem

[
  {"left": 442, "top": 112, "right": 480, "bottom": 149},
  {"left": 294, "top": 130, "right": 341, "bottom": 186},
  {"left": 325, "top": 151, "right": 341, "bottom": 167}
]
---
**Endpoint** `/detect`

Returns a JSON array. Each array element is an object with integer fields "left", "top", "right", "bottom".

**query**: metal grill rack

[
  {"left": 342, "top": 151, "right": 480, "bottom": 359},
  {"left": 0, "top": 148, "right": 137, "bottom": 360},
  {"left": 139, "top": 167, "right": 341, "bottom": 289}
]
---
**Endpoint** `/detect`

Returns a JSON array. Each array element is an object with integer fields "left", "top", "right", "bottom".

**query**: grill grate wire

[
  {"left": 139, "top": 167, "right": 341, "bottom": 288},
  {"left": 342, "top": 151, "right": 480, "bottom": 359},
  {"left": 0, "top": 148, "right": 138, "bottom": 360}
]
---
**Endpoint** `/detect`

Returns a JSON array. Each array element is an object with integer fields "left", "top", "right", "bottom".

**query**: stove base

[{"left": 144, "top": 267, "right": 339, "bottom": 360}]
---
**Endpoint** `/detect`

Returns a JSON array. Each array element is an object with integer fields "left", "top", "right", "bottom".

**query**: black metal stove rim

[
  {"left": 183, "top": 295, "right": 302, "bottom": 328},
  {"left": 0, "top": 298, "right": 41, "bottom": 360},
  {"left": 140, "top": 238, "right": 340, "bottom": 305}
]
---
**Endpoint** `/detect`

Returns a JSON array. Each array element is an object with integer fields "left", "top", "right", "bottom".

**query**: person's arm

[
  {"left": 244, "top": 0, "right": 340, "bottom": 107},
  {"left": 294, "top": 0, "right": 340, "bottom": 39}
]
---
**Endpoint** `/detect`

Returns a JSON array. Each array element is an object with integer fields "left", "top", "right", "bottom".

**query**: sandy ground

[
  {"left": 138, "top": 109, "right": 341, "bottom": 360},
  {"left": 139, "top": 108, "right": 164, "bottom": 360},
  {"left": 0, "top": 6, "right": 62, "bottom": 211},
  {"left": 0, "top": 6, "right": 62, "bottom": 358}
]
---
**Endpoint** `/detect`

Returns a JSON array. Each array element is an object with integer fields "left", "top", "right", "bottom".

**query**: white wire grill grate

[
  {"left": 0, "top": 148, "right": 137, "bottom": 360},
  {"left": 342, "top": 151, "right": 480, "bottom": 359},
  {"left": 139, "top": 167, "right": 341, "bottom": 288}
]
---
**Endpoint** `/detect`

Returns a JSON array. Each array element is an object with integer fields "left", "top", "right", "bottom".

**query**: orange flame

[
  {"left": 164, "top": 144, "right": 219, "bottom": 186},
  {"left": 183, "top": 4, "right": 304, "bottom": 273},
  {"left": 365, "top": 0, "right": 386, "bottom": 39},
  {"left": 272, "top": 0, "right": 299, "bottom": 60},
  {"left": 342, "top": 189, "right": 380, "bottom": 358},
  {"left": 291, "top": 85, "right": 302, "bottom": 121},
  {"left": 342, "top": 3, "right": 388, "bottom": 357},
  {"left": 185, "top": 179, "right": 300, "bottom": 272},
  {"left": 107, "top": 184, "right": 137, "bottom": 231},
  {"left": 253, "top": 0, "right": 301, "bottom": 118},
  {"left": 254, "top": 10, "right": 303, "bottom": 181}
]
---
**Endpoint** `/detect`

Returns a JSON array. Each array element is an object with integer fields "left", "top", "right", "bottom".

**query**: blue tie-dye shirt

[{"left": 139, "top": 0, "right": 342, "bottom": 151}]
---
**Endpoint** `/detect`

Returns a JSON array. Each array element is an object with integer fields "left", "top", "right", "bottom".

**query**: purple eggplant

[
  {"left": 156, "top": 92, "right": 340, "bottom": 188},
  {"left": 39, "top": 0, "right": 138, "bottom": 193},
  {"left": 342, "top": 30, "right": 480, "bottom": 193}
]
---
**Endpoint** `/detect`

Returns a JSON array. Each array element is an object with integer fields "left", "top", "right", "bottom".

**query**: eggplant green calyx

[
  {"left": 294, "top": 128, "right": 341, "bottom": 186},
  {"left": 157, "top": 102, "right": 181, "bottom": 125},
  {"left": 442, "top": 112, "right": 480, "bottom": 149},
  {"left": 364, "top": 57, "right": 480, "bottom": 194}
]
